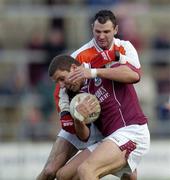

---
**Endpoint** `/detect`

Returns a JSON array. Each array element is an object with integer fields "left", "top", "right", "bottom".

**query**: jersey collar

[{"left": 93, "top": 38, "right": 114, "bottom": 52}]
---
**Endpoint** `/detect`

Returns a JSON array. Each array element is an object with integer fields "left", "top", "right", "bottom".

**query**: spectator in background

[
  {"left": 18, "top": 105, "right": 57, "bottom": 141},
  {"left": 117, "top": 16, "right": 143, "bottom": 51},
  {"left": 151, "top": 27, "right": 170, "bottom": 120},
  {"left": 152, "top": 28, "right": 170, "bottom": 51},
  {"left": 164, "top": 96, "right": 170, "bottom": 112},
  {"left": 0, "top": 67, "right": 26, "bottom": 96},
  {"left": 44, "top": 28, "right": 66, "bottom": 68},
  {"left": 27, "top": 28, "right": 66, "bottom": 87},
  {"left": 44, "top": 0, "right": 66, "bottom": 72},
  {"left": 151, "top": 27, "right": 170, "bottom": 93},
  {"left": 158, "top": 95, "right": 170, "bottom": 121},
  {"left": 27, "top": 31, "right": 46, "bottom": 86},
  {"left": 36, "top": 72, "right": 55, "bottom": 120},
  {"left": 85, "top": 0, "right": 120, "bottom": 6},
  {"left": 45, "top": 0, "right": 70, "bottom": 5},
  {"left": 19, "top": 106, "right": 45, "bottom": 141},
  {"left": 0, "top": 41, "right": 3, "bottom": 50},
  {"left": 26, "top": 28, "right": 66, "bottom": 140}
]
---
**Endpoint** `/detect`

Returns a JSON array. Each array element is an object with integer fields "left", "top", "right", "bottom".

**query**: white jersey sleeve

[{"left": 119, "top": 40, "right": 141, "bottom": 69}]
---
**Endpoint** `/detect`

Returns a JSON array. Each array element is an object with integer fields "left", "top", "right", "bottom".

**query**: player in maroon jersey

[{"left": 48, "top": 54, "right": 150, "bottom": 180}]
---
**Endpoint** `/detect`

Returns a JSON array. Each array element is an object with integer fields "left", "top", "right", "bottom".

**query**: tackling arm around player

[{"left": 49, "top": 54, "right": 150, "bottom": 180}]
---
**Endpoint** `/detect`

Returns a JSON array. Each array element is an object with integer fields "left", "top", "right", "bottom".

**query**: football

[{"left": 70, "top": 92, "right": 101, "bottom": 124}]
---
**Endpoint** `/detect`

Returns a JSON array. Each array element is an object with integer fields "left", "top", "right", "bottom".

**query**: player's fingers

[
  {"left": 68, "top": 73, "right": 81, "bottom": 82},
  {"left": 90, "top": 104, "right": 101, "bottom": 113},
  {"left": 68, "top": 69, "right": 83, "bottom": 80},
  {"left": 83, "top": 95, "right": 91, "bottom": 103},
  {"left": 87, "top": 98, "right": 98, "bottom": 106},
  {"left": 88, "top": 103, "right": 100, "bottom": 114},
  {"left": 81, "top": 100, "right": 98, "bottom": 114},
  {"left": 76, "top": 105, "right": 89, "bottom": 118},
  {"left": 79, "top": 101, "right": 94, "bottom": 113},
  {"left": 87, "top": 96, "right": 98, "bottom": 104}
]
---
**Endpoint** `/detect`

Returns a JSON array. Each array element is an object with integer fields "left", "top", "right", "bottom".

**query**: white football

[{"left": 70, "top": 93, "right": 101, "bottom": 124}]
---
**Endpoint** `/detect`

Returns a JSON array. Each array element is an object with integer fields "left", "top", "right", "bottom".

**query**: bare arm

[
  {"left": 96, "top": 65, "right": 140, "bottom": 83},
  {"left": 68, "top": 64, "right": 140, "bottom": 84},
  {"left": 74, "top": 120, "right": 90, "bottom": 141}
]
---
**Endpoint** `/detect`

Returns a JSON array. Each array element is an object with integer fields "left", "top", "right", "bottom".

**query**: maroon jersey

[{"left": 80, "top": 69, "right": 147, "bottom": 137}]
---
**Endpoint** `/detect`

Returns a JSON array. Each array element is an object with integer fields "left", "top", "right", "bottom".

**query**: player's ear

[
  {"left": 114, "top": 25, "right": 118, "bottom": 35},
  {"left": 91, "top": 23, "right": 94, "bottom": 29}
]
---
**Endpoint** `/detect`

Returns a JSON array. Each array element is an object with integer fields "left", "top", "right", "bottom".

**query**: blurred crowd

[{"left": 0, "top": 0, "right": 170, "bottom": 142}]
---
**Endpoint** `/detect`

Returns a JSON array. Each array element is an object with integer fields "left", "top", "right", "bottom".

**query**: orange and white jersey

[
  {"left": 71, "top": 37, "right": 141, "bottom": 70},
  {"left": 54, "top": 37, "right": 141, "bottom": 112}
]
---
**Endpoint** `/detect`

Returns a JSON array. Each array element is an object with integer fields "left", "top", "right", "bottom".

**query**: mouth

[
  {"left": 98, "top": 40, "right": 107, "bottom": 46},
  {"left": 98, "top": 40, "right": 106, "bottom": 44}
]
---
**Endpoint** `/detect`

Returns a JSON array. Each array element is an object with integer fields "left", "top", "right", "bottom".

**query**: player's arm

[
  {"left": 95, "top": 41, "right": 141, "bottom": 83},
  {"left": 68, "top": 64, "right": 139, "bottom": 84},
  {"left": 94, "top": 65, "right": 140, "bottom": 83},
  {"left": 74, "top": 120, "right": 90, "bottom": 142},
  {"left": 54, "top": 84, "right": 91, "bottom": 141},
  {"left": 55, "top": 87, "right": 76, "bottom": 134},
  {"left": 68, "top": 41, "right": 141, "bottom": 84}
]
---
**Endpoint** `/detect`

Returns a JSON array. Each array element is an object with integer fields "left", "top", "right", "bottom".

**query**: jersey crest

[{"left": 94, "top": 77, "right": 102, "bottom": 87}]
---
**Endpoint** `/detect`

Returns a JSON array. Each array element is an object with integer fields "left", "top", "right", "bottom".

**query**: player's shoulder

[
  {"left": 71, "top": 39, "right": 95, "bottom": 59},
  {"left": 114, "top": 37, "right": 133, "bottom": 48}
]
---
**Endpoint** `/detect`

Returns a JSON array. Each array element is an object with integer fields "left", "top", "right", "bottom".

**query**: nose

[{"left": 99, "top": 33, "right": 105, "bottom": 39}]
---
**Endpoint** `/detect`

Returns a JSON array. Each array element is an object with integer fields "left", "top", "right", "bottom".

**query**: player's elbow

[
  {"left": 126, "top": 71, "right": 140, "bottom": 84},
  {"left": 132, "top": 72, "right": 140, "bottom": 83},
  {"left": 119, "top": 65, "right": 141, "bottom": 83}
]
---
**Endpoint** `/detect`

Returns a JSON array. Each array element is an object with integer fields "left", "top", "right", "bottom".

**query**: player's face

[
  {"left": 52, "top": 69, "right": 69, "bottom": 88},
  {"left": 93, "top": 20, "right": 117, "bottom": 50},
  {"left": 52, "top": 69, "right": 82, "bottom": 92}
]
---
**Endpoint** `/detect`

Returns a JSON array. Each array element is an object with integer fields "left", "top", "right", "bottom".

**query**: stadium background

[{"left": 0, "top": 0, "right": 170, "bottom": 179}]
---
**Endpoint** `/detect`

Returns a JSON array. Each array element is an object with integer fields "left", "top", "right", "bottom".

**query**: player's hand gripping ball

[{"left": 70, "top": 93, "right": 101, "bottom": 124}]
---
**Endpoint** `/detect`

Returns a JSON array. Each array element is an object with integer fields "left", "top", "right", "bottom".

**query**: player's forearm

[
  {"left": 96, "top": 65, "right": 140, "bottom": 83},
  {"left": 74, "top": 120, "right": 90, "bottom": 141}
]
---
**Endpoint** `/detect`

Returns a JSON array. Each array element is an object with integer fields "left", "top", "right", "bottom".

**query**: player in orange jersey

[{"left": 37, "top": 10, "right": 139, "bottom": 180}]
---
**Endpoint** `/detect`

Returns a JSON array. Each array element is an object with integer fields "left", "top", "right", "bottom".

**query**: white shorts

[
  {"left": 87, "top": 124, "right": 150, "bottom": 177},
  {"left": 58, "top": 123, "right": 104, "bottom": 150}
]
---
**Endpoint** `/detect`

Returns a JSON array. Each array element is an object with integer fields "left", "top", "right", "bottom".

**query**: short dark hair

[
  {"left": 48, "top": 54, "right": 81, "bottom": 77},
  {"left": 93, "top": 10, "right": 117, "bottom": 27}
]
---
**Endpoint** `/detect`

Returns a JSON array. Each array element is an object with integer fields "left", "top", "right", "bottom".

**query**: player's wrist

[{"left": 91, "top": 68, "right": 97, "bottom": 78}]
